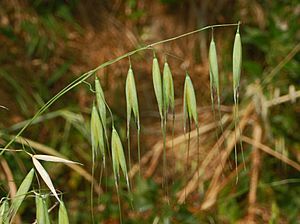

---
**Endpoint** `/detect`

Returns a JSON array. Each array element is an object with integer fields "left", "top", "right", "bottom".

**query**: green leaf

[{"left": 10, "top": 168, "right": 34, "bottom": 220}]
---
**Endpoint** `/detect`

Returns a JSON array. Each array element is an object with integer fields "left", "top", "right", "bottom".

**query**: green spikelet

[
  {"left": 233, "top": 25, "right": 242, "bottom": 104},
  {"left": 163, "top": 61, "right": 175, "bottom": 115},
  {"left": 125, "top": 66, "right": 140, "bottom": 132},
  {"left": 152, "top": 57, "right": 163, "bottom": 119},
  {"left": 183, "top": 73, "right": 198, "bottom": 129},
  {"left": 209, "top": 35, "right": 219, "bottom": 98},
  {"left": 111, "top": 127, "right": 130, "bottom": 190},
  {"left": 90, "top": 103, "right": 105, "bottom": 164},
  {"left": 125, "top": 66, "right": 140, "bottom": 172}
]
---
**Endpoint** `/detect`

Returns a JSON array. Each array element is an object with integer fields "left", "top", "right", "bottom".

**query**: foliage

[{"left": 1, "top": 1, "right": 300, "bottom": 223}]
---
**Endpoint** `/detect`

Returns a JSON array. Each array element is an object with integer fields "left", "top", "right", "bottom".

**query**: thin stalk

[
  {"left": 97, "top": 163, "right": 104, "bottom": 204},
  {"left": 184, "top": 118, "right": 191, "bottom": 203},
  {"left": 210, "top": 89, "right": 226, "bottom": 172},
  {"left": 236, "top": 95, "right": 246, "bottom": 170},
  {"left": 90, "top": 153, "right": 95, "bottom": 224},
  {"left": 216, "top": 96, "right": 224, "bottom": 136},
  {"left": 115, "top": 181, "right": 123, "bottom": 224},
  {"left": 104, "top": 128, "right": 111, "bottom": 161},
  {"left": 187, "top": 119, "right": 191, "bottom": 173},
  {"left": 216, "top": 95, "right": 233, "bottom": 169},
  {"left": 196, "top": 124, "right": 200, "bottom": 183},
  {"left": 233, "top": 91, "right": 239, "bottom": 183},
  {"left": 127, "top": 128, "right": 131, "bottom": 177},
  {"left": 161, "top": 118, "right": 166, "bottom": 189},
  {"left": 137, "top": 126, "right": 141, "bottom": 177},
  {"left": 162, "top": 116, "right": 169, "bottom": 202},
  {"left": 171, "top": 110, "right": 175, "bottom": 184}
]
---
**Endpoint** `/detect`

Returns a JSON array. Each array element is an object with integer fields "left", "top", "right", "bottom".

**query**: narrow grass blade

[
  {"left": 152, "top": 57, "right": 163, "bottom": 119},
  {"left": 58, "top": 201, "right": 69, "bottom": 224},
  {"left": 0, "top": 200, "right": 9, "bottom": 224},
  {"left": 34, "top": 155, "right": 82, "bottom": 165},
  {"left": 10, "top": 168, "right": 34, "bottom": 220},
  {"left": 32, "top": 157, "right": 60, "bottom": 202},
  {"left": 35, "top": 194, "right": 50, "bottom": 224}
]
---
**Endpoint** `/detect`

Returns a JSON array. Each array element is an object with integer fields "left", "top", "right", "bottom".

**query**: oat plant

[
  {"left": 232, "top": 22, "right": 245, "bottom": 180},
  {"left": 183, "top": 73, "right": 200, "bottom": 199},
  {"left": 1, "top": 22, "right": 240, "bottom": 223},
  {"left": 125, "top": 65, "right": 140, "bottom": 174}
]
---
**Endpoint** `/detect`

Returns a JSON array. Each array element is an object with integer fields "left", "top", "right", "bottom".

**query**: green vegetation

[{"left": 1, "top": 1, "right": 300, "bottom": 223}]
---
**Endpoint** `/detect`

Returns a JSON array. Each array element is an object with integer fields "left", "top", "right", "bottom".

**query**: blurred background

[{"left": 0, "top": 0, "right": 300, "bottom": 223}]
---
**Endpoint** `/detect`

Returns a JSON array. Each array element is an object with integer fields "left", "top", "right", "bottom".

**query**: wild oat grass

[
  {"left": 125, "top": 66, "right": 140, "bottom": 172},
  {"left": 1, "top": 23, "right": 242, "bottom": 223},
  {"left": 95, "top": 77, "right": 109, "bottom": 155},
  {"left": 232, "top": 23, "right": 243, "bottom": 178},
  {"left": 183, "top": 73, "right": 198, "bottom": 130},
  {"left": 209, "top": 31, "right": 219, "bottom": 103},
  {"left": 90, "top": 103, "right": 105, "bottom": 165},
  {"left": 162, "top": 60, "right": 175, "bottom": 116},
  {"left": 111, "top": 127, "right": 129, "bottom": 189},
  {"left": 152, "top": 56, "right": 163, "bottom": 121}
]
